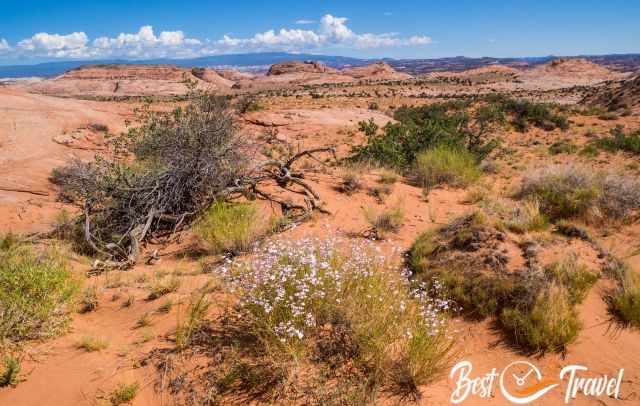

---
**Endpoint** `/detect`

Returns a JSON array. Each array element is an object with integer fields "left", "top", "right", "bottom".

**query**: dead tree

[{"left": 51, "top": 91, "right": 335, "bottom": 271}]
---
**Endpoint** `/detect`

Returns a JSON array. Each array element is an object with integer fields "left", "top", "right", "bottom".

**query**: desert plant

[
  {"left": 548, "top": 140, "right": 578, "bottom": 155},
  {"left": 212, "top": 239, "right": 454, "bottom": 399},
  {"left": 147, "top": 275, "right": 181, "bottom": 300},
  {"left": 175, "top": 292, "right": 210, "bottom": 350},
  {"left": 595, "top": 127, "right": 640, "bottom": 155},
  {"left": 79, "top": 285, "right": 99, "bottom": 313},
  {"left": 364, "top": 207, "right": 404, "bottom": 239},
  {"left": 194, "top": 201, "right": 265, "bottom": 255},
  {"left": 77, "top": 336, "right": 109, "bottom": 352},
  {"left": 606, "top": 263, "right": 640, "bottom": 328},
  {"left": 338, "top": 167, "right": 364, "bottom": 194},
  {"left": 500, "top": 284, "right": 580, "bottom": 353},
  {"left": 0, "top": 244, "right": 79, "bottom": 343},
  {"left": 503, "top": 199, "right": 548, "bottom": 234},
  {"left": 409, "top": 215, "right": 597, "bottom": 353},
  {"left": 0, "top": 356, "right": 20, "bottom": 387},
  {"left": 518, "top": 164, "right": 640, "bottom": 221},
  {"left": 413, "top": 145, "right": 480, "bottom": 189},
  {"left": 351, "top": 101, "right": 498, "bottom": 169},
  {"left": 110, "top": 382, "right": 140, "bottom": 405},
  {"left": 377, "top": 169, "right": 398, "bottom": 185}
]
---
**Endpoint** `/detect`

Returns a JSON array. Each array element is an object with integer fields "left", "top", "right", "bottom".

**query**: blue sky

[{"left": 1, "top": 0, "right": 639, "bottom": 65}]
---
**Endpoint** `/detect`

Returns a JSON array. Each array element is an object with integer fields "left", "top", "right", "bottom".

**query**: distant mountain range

[{"left": 1, "top": 52, "right": 639, "bottom": 79}]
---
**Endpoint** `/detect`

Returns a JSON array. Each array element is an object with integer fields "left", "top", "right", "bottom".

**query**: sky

[{"left": 1, "top": 0, "right": 639, "bottom": 65}]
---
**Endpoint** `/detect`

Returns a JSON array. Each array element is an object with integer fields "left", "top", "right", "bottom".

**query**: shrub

[
  {"left": 110, "top": 382, "right": 140, "bottom": 405},
  {"left": 500, "top": 98, "right": 569, "bottom": 132},
  {"left": 79, "top": 285, "right": 99, "bottom": 313},
  {"left": 409, "top": 217, "right": 597, "bottom": 353},
  {"left": 147, "top": 275, "right": 181, "bottom": 300},
  {"left": 548, "top": 140, "right": 578, "bottom": 155},
  {"left": 77, "top": 336, "right": 109, "bottom": 352},
  {"left": 194, "top": 201, "right": 266, "bottom": 255},
  {"left": 518, "top": 165, "right": 640, "bottom": 221},
  {"left": 0, "top": 245, "right": 79, "bottom": 343},
  {"left": 338, "top": 168, "right": 364, "bottom": 194},
  {"left": 0, "top": 356, "right": 20, "bottom": 387},
  {"left": 377, "top": 169, "right": 398, "bottom": 185},
  {"left": 503, "top": 199, "right": 548, "bottom": 234},
  {"left": 351, "top": 102, "right": 498, "bottom": 169},
  {"left": 500, "top": 284, "right": 580, "bottom": 353},
  {"left": 213, "top": 239, "right": 454, "bottom": 399},
  {"left": 606, "top": 264, "right": 640, "bottom": 328},
  {"left": 364, "top": 207, "right": 404, "bottom": 239},
  {"left": 52, "top": 92, "right": 248, "bottom": 262},
  {"left": 595, "top": 127, "right": 640, "bottom": 155},
  {"left": 413, "top": 145, "right": 480, "bottom": 189}
]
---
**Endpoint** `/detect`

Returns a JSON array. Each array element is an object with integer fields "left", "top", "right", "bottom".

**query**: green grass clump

[
  {"left": 0, "top": 244, "right": 79, "bottom": 343},
  {"left": 194, "top": 201, "right": 265, "bottom": 255},
  {"left": 606, "top": 263, "right": 640, "bottom": 328},
  {"left": 77, "top": 336, "right": 109, "bottom": 352},
  {"left": 503, "top": 199, "right": 549, "bottom": 234},
  {"left": 0, "top": 356, "right": 21, "bottom": 387},
  {"left": 548, "top": 140, "right": 578, "bottom": 155},
  {"left": 110, "top": 382, "right": 140, "bottom": 405},
  {"left": 147, "top": 275, "right": 181, "bottom": 300},
  {"left": 175, "top": 293, "right": 210, "bottom": 350},
  {"left": 595, "top": 127, "right": 640, "bottom": 155},
  {"left": 364, "top": 207, "right": 404, "bottom": 239},
  {"left": 500, "top": 284, "right": 581, "bottom": 353},
  {"left": 413, "top": 145, "right": 480, "bottom": 189}
]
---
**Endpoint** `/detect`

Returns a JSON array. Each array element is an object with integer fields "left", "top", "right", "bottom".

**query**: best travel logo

[{"left": 449, "top": 360, "right": 624, "bottom": 404}]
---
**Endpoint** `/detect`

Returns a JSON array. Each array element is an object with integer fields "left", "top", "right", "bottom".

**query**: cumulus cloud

[
  {"left": 3, "top": 15, "right": 431, "bottom": 60},
  {"left": 92, "top": 25, "right": 201, "bottom": 58},
  {"left": 17, "top": 32, "right": 89, "bottom": 57},
  {"left": 218, "top": 14, "right": 431, "bottom": 51}
]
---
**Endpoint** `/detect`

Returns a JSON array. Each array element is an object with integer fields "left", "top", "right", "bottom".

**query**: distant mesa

[
  {"left": 522, "top": 57, "right": 615, "bottom": 80},
  {"left": 21, "top": 64, "right": 234, "bottom": 97},
  {"left": 267, "top": 60, "right": 338, "bottom": 76},
  {"left": 341, "top": 61, "right": 411, "bottom": 80}
]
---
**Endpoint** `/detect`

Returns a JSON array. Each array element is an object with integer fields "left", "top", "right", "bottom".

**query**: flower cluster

[{"left": 215, "top": 237, "right": 452, "bottom": 345}]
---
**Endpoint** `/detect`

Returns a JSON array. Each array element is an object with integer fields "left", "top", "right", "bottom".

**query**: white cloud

[
  {"left": 17, "top": 32, "right": 89, "bottom": 57},
  {"left": 3, "top": 15, "right": 432, "bottom": 60},
  {"left": 92, "top": 25, "right": 201, "bottom": 58},
  {"left": 295, "top": 19, "right": 315, "bottom": 25},
  {"left": 218, "top": 14, "right": 431, "bottom": 52}
]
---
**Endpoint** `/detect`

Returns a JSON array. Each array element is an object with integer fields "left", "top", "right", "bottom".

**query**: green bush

[
  {"left": 351, "top": 102, "right": 498, "bottom": 169},
  {"left": 500, "top": 98, "right": 569, "bottom": 132},
  {"left": 595, "top": 127, "right": 640, "bottom": 155},
  {"left": 195, "top": 201, "right": 266, "bottom": 255},
  {"left": 0, "top": 244, "right": 79, "bottom": 343},
  {"left": 413, "top": 145, "right": 480, "bottom": 189},
  {"left": 110, "top": 382, "right": 140, "bottom": 405}
]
